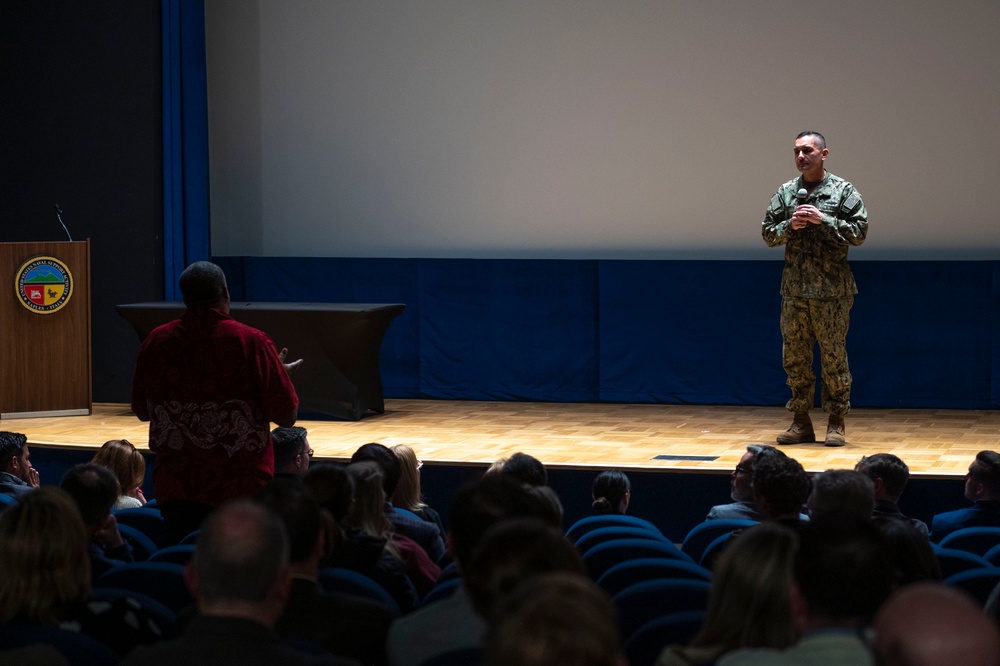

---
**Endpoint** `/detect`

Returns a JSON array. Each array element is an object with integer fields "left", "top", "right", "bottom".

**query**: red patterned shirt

[{"left": 131, "top": 307, "right": 298, "bottom": 506}]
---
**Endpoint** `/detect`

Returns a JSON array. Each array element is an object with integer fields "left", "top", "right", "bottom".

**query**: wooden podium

[{"left": 0, "top": 241, "right": 92, "bottom": 418}]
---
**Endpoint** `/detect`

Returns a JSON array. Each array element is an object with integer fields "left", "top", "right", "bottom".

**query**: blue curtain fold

[{"left": 162, "top": 0, "right": 210, "bottom": 299}]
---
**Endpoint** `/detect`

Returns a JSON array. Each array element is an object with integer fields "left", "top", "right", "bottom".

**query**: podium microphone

[{"left": 54, "top": 204, "right": 73, "bottom": 242}]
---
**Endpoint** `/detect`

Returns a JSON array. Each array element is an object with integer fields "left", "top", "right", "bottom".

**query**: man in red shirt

[{"left": 131, "top": 261, "right": 300, "bottom": 543}]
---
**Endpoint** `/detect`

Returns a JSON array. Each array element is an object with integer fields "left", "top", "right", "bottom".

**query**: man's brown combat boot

[
  {"left": 776, "top": 411, "right": 815, "bottom": 445},
  {"left": 825, "top": 414, "right": 846, "bottom": 447}
]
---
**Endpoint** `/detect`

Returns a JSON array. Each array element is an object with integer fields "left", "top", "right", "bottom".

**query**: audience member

[
  {"left": 874, "top": 582, "right": 1000, "bottom": 665},
  {"left": 304, "top": 463, "right": 354, "bottom": 524},
  {"left": 500, "top": 451, "right": 547, "bottom": 486},
  {"left": 0, "top": 487, "right": 161, "bottom": 656},
  {"left": 463, "top": 517, "right": 586, "bottom": 618},
  {"left": 750, "top": 454, "right": 810, "bottom": 529},
  {"left": 0, "top": 430, "right": 40, "bottom": 498},
  {"left": 707, "top": 445, "right": 785, "bottom": 521},
  {"left": 526, "top": 483, "right": 565, "bottom": 530},
  {"left": 483, "top": 571, "right": 625, "bottom": 666},
  {"left": 390, "top": 444, "right": 445, "bottom": 537},
  {"left": 303, "top": 463, "right": 355, "bottom": 564},
  {"left": 930, "top": 450, "right": 1000, "bottom": 542},
  {"left": 873, "top": 516, "right": 941, "bottom": 587},
  {"left": 807, "top": 469, "right": 875, "bottom": 524},
  {"left": 591, "top": 469, "right": 631, "bottom": 515},
  {"left": 345, "top": 461, "right": 439, "bottom": 606},
  {"left": 130, "top": 261, "right": 301, "bottom": 544},
  {"left": 123, "top": 501, "right": 353, "bottom": 665},
  {"left": 657, "top": 522, "right": 799, "bottom": 666},
  {"left": 350, "top": 443, "right": 446, "bottom": 564},
  {"left": 272, "top": 426, "right": 313, "bottom": 478},
  {"left": 386, "top": 474, "right": 543, "bottom": 666},
  {"left": 718, "top": 519, "right": 893, "bottom": 665},
  {"left": 90, "top": 439, "right": 147, "bottom": 510},
  {"left": 257, "top": 478, "right": 391, "bottom": 665},
  {"left": 60, "top": 464, "right": 135, "bottom": 582},
  {"left": 856, "top": 453, "right": 928, "bottom": 537}
]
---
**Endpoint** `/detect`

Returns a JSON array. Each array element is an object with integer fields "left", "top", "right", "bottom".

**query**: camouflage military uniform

[{"left": 762, "top": 173, "right": 868, "bottom": 415}]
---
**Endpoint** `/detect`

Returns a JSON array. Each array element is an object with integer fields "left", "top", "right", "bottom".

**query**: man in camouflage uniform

[{"left": 762, "top": 131, "right": 868, "bottom": 446}]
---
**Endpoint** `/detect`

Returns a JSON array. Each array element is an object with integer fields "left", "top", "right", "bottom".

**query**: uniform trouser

[{"left": 780, "top": 295, "right": 853, "bottom": 416}]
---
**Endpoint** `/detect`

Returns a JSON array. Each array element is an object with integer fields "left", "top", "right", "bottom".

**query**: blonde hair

[
  {"left": 0, "top": 487, "right": 91, "bottom": 623},
  {"left": 91, "top": 439, "right": 145, "bottom": 497},
  {"left": 391, "top": 444, "right": 426, "bottom": 512},
  {"left": 345, "top": 461, "right": 400, "bottom": 561},
  {"left": 693, "top": 522, "right": 798, "bottom": 651}
]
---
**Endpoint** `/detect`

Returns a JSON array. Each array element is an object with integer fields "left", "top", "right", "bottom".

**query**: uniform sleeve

[
  {"left": 761, "top": 190, "right": 792, "bottom": 247},
  {"left": 820, "top": 184, "right": 868, "bottom": 246}
]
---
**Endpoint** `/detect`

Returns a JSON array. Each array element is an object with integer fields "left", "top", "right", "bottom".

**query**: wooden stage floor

[{"left": 9, "top": 400, "right": 998, "bottom": 479}]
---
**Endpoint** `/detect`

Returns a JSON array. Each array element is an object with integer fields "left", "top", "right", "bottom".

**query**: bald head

[{"left": 875, "top": 583, "right": 1000, "bottom": 666}]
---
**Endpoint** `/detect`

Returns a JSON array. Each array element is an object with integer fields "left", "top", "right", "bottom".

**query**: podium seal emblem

[{"left": 15, "top": 256, "right": 73, "bottom": 314}]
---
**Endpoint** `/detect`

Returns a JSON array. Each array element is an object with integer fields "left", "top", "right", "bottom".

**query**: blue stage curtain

[{"left": 162, "top": 0, "right": 210, "bottom": 299}]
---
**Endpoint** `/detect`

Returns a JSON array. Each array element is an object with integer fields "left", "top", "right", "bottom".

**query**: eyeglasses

[
  {"left": 298, "top": 448, "right": 315, "bottom": 458},
  {"left": 735, "top": 464, "right": 750, "bottom": 474},
  {"left": 416, "top": 460, "right": 423, "bottom": 470}
]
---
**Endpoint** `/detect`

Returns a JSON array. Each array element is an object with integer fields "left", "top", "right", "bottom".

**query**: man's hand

[
  {"left": 27, "top": 466, "right": 40, "bottom": 488},
  {"left": 791, "top": 204, "right": 823, "bottom": 230},
  {"left": 278, "top": 347, "right": 304, "bottom": 373}
]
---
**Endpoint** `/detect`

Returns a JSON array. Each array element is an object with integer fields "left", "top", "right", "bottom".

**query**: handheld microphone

[
  {"left": 795, "top": 188, "right": 808, "bottom": 205},
  {"left": 54, "top": 204, "right": 73, "bottom": 242}
]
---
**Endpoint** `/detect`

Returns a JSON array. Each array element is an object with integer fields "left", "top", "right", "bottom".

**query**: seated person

[
  {"left": 271, "top": 426, "right": 313, "bottom": 479},
  {"left": 350, "top": 443, "right": 446, "bottom": 564},
  {"left": 807, "top": 469, "right": 874, "bottom": 524},
  {"left": 60, "top": 463, "right": 134, "bottom": 581},
  {"left": 751, "top": 455, "right": 810, "bottom": 530},
  {"left": 258, "top": 478, "right": 391, "bottom": 665},
  {"left": 930, "top": 450, "right": 1000, "bottom": 542},
  {"left": 483, "top": 572, "right": 624, "bottom": 666},
  {"left": 591, "top": 469, "right": 631, "bottom": 515},
  {"left": 499, "top": 452, "right": 548, "bottom": 487},
  {"left": 855, "top": 453, "right": 928, "bottom": 537},
  {"left": 717, "top": 519, "right": 894, "bottom": 665},
  {"left": 0, "top": 487, "right": 161, "bottom": 656},
  {"left": 391, "top": 444, "right": 445, "bottom": 538},
  {"left": 0, "top": 431, "right": 40, "bottom": 499},
  {"left": 123, "top": 500, "right": 355, "bottom": 665},
  {"left": 875, "top": 582, "right": 1000, "bottom": 665},
  {"left": 707, "top": 445, "right": 785, "bottom": 521},
  {"left": 91, "top": 439, "right": 147, "bottom": 510},
  {"left": 657, "top": 522, "right": 799, "bottom": 666}
]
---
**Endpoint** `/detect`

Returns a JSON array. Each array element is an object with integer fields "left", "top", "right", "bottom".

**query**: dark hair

[
  {"left": 794, "top": 519, "right": 893, "bottom": 623},
  {"left": 809, "top": 469, "right": 874, "bottom": 523},
  {"left": 745, "top": 445, "right": 786, "bottom": 477},
  {"left": 271, "top": 426, "right": 308, "bottom": 472},
  {"left": 796, "top": 130, "right": 827, "bottom": 149},
  {"left": 59, "top": 463, "right": 119, "bottom": 527},
  {"left": 0, "top": 431, "right": 27, "bottom": 470},
  {"left": 752, "top": 455, "right": 810, "bottom": 516},
  {"left": 350, "top": 442, "right": 400, "bottom": 497},
  {"left": 971, "top": 451, "right": 1000, "bottom": 495},
  {"left": 194, "top": 501, "right": 289, "bottom": 604},
  {"left": 856, "top": 453, "right": 910, "bottom": 500},
  {"left": 256, "top": 477, "right": 321, "bottom": 564},
  {"left": 500, "top": 452, "right": 547, "bottom": 487},
  {"left": 303, "top": 463, "right": 355, "bottom": 523},
  {"left": 873, "top": 515, "right": 941, "bottom": 586},
  {"left": 449, "top": 475, "right": 546, "bottom": 566},
  {"left": 178, "top": 261, "right": 227, "bottom": 308},
  {"left": 464, "top": 517, "right": 586, "bottom": 617},
  {"left": 591, "top": 469, "right": 630, "bottom": 515}
]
